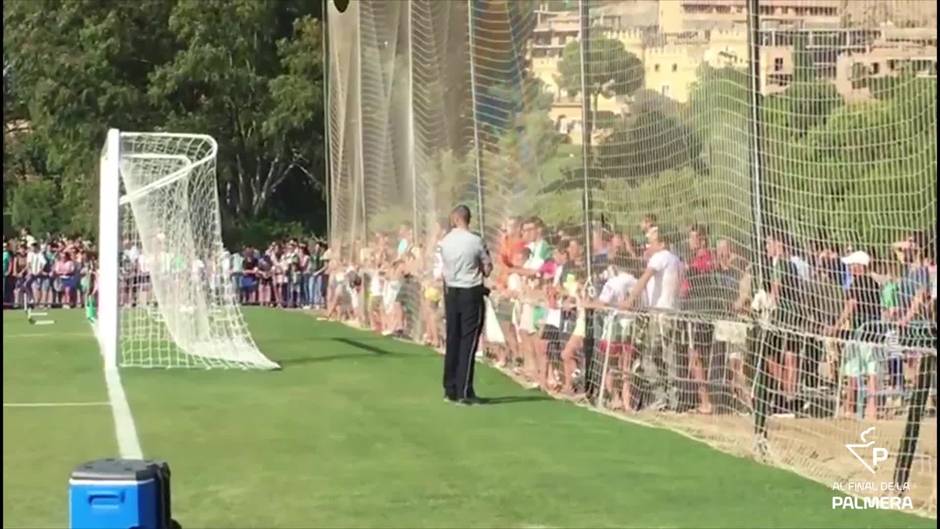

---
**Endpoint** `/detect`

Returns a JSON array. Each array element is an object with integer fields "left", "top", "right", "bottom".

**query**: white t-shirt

[
  {"left": 506, "top": 273, "right": 523, "bottom": 294},
  {"left": 598, "top": 272, "right": 638, "bottom": 307},
  {"left": 125, "top": 245, "right": 140, "bottom": 264},
  {"left": 369, "top": 271, "right": 385, "bottom": 297},
  {"left": 138, "top": 253, "right": 151, "bottom": 275},
  {"left": 26, "top": 251, "right": 46, "bottom": 275},
  {"left": 645, "top": 249, "right": 682, "bottom": 310},
  {"left": 929, "top": 265, "right": 937, "bottom": 301},
  {"left": 383, "top": 279, "right": 402, "bottom": 309}
]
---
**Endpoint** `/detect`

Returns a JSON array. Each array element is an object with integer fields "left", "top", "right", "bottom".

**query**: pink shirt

[{"left": 54, "top": 260, "right": 73, "bottom": 275}]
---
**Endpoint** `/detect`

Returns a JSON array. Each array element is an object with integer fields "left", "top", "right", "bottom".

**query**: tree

[
  {"left": 557, "top": 37, "right": 643, "bottom": 132},
  {"left": 596, "top": 110, "right": 702, "bottom": 182},
  {"left": 5, "top": 0, "right": 328, "bottom": 241},
  {"left": 767, "top": 76, "right": 936, "bottom": 247},
  {"left": 8, "top": 179, "right": 61, "bottom": 237},
  {"left": 148, "top": 0, "right": 318, "bottom": 218},
  {"left": 3, "top": 0, "right": 178, "bottom": 237}
]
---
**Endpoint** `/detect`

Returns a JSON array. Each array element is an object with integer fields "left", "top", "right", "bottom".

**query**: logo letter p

[{"left": 872, "top": 447, "right": 889, "bottom": 467}]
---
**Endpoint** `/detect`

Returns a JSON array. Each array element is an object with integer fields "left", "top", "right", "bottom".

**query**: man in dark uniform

[{"left": 435, "top": 205, "right": 492, "bottom": 405}]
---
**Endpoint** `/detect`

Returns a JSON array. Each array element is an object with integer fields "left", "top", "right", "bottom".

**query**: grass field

[{"left": 3, "top": 307, "right": 934, "bottom": 528}]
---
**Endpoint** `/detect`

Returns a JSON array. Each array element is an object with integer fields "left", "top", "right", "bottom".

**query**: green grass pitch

[{"left": 3, "top": 308, "right": 933, "bottom": 528}]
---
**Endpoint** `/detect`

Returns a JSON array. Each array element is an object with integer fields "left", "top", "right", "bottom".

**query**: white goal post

[{"left": 97, "top": 128, "right": 279, "bottom": 370}]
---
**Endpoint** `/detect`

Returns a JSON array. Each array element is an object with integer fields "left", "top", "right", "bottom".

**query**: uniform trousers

[{"left": 442, "top": 284, "right": 485, "bottom": 400}]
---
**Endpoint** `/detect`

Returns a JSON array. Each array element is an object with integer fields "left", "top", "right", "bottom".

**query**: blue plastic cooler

[{"left": 69, "top": 458, "right": 171, "bottom": 529}]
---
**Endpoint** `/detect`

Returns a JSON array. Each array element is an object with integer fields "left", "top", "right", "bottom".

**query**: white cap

[{"left": 841, "top": 250, "right": 871, "bottom": 267}]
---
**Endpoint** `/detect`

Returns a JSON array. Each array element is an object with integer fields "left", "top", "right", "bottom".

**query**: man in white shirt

[
  {"left": 622, "top": 229, "right": 683, "bottom": 410},
  {"left": 25, "top": 243, "right": 46, "bottom": 305},
  {"left": 597, "top": 265, "right": 639, "bottom": 307},
  {"left": 590, "top": 264, "right": 642, "bottom": 411},
  {"left": 623, "top": 232, "right": 681, "bottom": 312}
]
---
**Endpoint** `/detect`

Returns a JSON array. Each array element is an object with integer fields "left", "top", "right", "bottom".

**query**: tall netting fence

[{"left": 328, "top": 0, "right": 936, "bottom": 515}]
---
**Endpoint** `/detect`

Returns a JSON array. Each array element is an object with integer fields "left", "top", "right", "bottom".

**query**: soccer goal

[{"left": 97, "top": 129, "right": 279, "bottom": 370}]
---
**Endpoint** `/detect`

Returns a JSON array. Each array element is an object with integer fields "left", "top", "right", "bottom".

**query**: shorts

[
  {"left": 349, "top": 287, "right": 360, "bottom": 310},
  {"left": 64, "top": 275, "right": 80, "bottom": 290},
  {"left": 597, "top": 340, "right": 632, "bottom": 356},
  {"left": 841, "top": 342, "right": 879, "bottom": 378},
  {"left": 760, "top": 327, "right": 802, "bottom": 364},
  {"left": 572, "top": 310, "right": 587, "bottom": 338},
  {"left": 685, "top": 321, "right": 714, "bottom": 350},
  {"left": 384, "top": 288, "right": 402, "bottom": 314},
  {"left": 541, "top": 324, "right": 564, "bottom": 361},
  {"left": 423, "top": 286, "right": 442, "bottom": 304},
  {"left": 495, "top": 300, "right": 514, "bottom": 324},
  {"left": 370, "top": 295, "right": 383, "bottom": 312},
  {"left": 518, "top": 304, "right": 536, "bottom": 335}
]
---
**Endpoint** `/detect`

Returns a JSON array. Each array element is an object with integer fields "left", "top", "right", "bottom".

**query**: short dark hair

[
  {"left": 689, "top": 224, "right": 708, "bottom": 240},
  {"left": 451, "top": 205, "right": 471, "bottom": 224},
  {"left": 655, "top": 229, "right": 672, "bottom": 246}
]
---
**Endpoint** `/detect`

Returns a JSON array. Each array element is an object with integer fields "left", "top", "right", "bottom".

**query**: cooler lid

[{"left": 70, "top": 458, "right": 158, "bottom": 482}]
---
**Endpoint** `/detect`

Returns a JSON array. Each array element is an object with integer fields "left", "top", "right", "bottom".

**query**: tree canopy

[{"left": 3, "top": 0, "right": 326, "bottom": 246}]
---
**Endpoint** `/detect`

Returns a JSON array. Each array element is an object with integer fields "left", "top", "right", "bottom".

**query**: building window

[
  {"left": 774, "top": 57, "right": 783, "bottom": 72},
  {"left": 672, "top": 63, "right": 678, "bottom": 72},
  {"left": 654, "top": 64, "right": 660, "bottom": 72},
  {"left": 871, "top": 62, "right": 880, "bottom": 75},
  {"left": 661, "top": 85, "right": 670, "bottom": 97},
  {"left": 888, "top": 60, "right": 896, "bottom": 71}
]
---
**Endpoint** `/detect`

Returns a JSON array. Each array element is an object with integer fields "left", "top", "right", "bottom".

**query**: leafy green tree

[
  {"left": 4, "top": 0, "right": 327, "bottom": 241},
  {"left": 148, "top": 0, "right": 318, "bottom": 218},
  {"left": 557, "top": 37, "right": 643, "bottom": 132},
  {"left": 596, "top": 110, "right": 702, "bottom": 182},
  {"left": 767, "top": 75, "right": 936, "bottom": 247},
  {"left": 3, "top": 0, "right": 177, "bottom": 237},
  {"left": 8, "top": 179, "right": 61, "bottom": 237}
]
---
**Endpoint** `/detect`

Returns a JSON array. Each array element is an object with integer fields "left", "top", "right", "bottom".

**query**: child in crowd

[
  {"left": 506, "top": 249, "right": 529, "bottom": 373},
  {"left": 368, "top": 259, "right": 386, "bottom": 333},
  {"left": 877, "top": 258, "right": 905, "bottom": 410},
  {"left": 381, "top": 261, "right": 405, "bottom": 337}
]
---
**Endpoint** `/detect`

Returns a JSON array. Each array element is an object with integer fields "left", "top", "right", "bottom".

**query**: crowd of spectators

[
  {"left": 3, "top": 228, "right": 97, "bottom": 312},
  {"left": 318, "top": 215, "right": 937, "bottom": 421},
  {"left": 5, "top": 218, "right": 936, "bottom": 421}
]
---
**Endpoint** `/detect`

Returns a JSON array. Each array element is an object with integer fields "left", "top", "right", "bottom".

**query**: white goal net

[{"left": 97, "top": 129, "right": 278, "bottom": 370}]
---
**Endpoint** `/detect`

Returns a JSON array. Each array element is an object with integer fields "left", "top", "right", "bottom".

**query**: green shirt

[
  {"left": 529, "top": 239, "right": 552, "bottom": 262},
  {"left": 881, "top": 281, "right": 899, "bottom": 309},
  {"left": 2, "top": 250, "right": 10, "bottom": 275}
]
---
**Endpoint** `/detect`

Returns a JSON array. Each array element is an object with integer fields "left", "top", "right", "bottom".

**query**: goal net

[
  {"left": 97, "top": 129, "right": 278, "bottom": 370},
  {"left": 329, "top": 0, "right": 937, "bottom": 515}
]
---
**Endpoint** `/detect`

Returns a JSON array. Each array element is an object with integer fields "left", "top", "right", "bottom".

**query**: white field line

[
  {"left": 104, "top": 366, "right": 143, "bottom": 459},
  {"left": 4, "top": 401, "right": 111, "bottom": 408},
  {"left": 88, "top": 322, "right": 143, "bottom": 459},
  {"left": 3, "top": 331, "right": 91, "bottom": 339}
]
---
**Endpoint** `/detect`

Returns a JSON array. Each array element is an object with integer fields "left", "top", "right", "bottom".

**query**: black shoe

[
  {"left": 460, "top": 397, "right": 487, "bottom": 406},
  {"left": 443, "top": 396, "right": 458, "bottom": 404}
]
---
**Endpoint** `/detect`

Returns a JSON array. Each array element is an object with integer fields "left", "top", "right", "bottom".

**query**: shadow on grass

[
  {"left": 475, "top": 395, "right": 553, "bottom": 406},
  {"left": 276, "top": 337, "right": 408, "bottom": 367}
]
